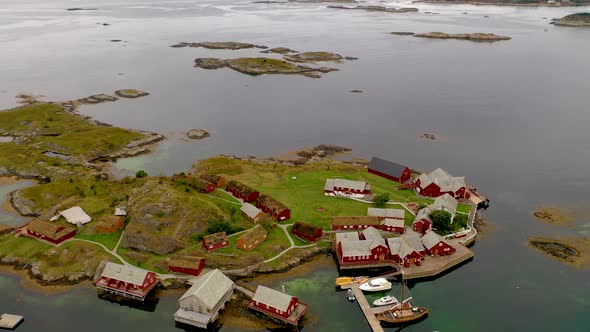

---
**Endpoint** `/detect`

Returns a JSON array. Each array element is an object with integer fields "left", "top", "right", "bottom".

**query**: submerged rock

[
  {"left": 187, "top": 129, "right": 210, "bottom": 140},
  {"left": 528, "top": 237, "right": 588, "bottom": 269},
  {"left": 194, "top": 58, "right": 227, "bottom": 69},
  {"left": 420, "top": 133, "right": 439, "bottom": 141},
  {"left": 260, "top": 47, "right": 298, "bottom": 54},
  {"left": 390, "top": 31, "right": 415, "bottom": 36},
  {"left": 78, "top": 94, "right": 118, "bottom": 104},
  {"left": 414, "top": 32, "right": 511, "bottom": 41},
  {"left": 327, "top": 5, "right": 419, "bottom": 13},
  {"left": 284, "top": 52, "right": 343, "bottom": 63},
  {"left": 67, "top": 8, "right": 98, "bottom": 11},
  {"left": 114, "top": 89, "right": 149, "bottom": 98},
  {"left": 171, "top": 41, "right": 268, "bottom": 49},
  {"left": 350, "top": 90, "right": 363, "bottom": 93},
  {"left": 552, "top": 13, "right": 590, "bottom": 27},
  {"left": 532, "top": 206, "right": 575, "bottom": 226}
]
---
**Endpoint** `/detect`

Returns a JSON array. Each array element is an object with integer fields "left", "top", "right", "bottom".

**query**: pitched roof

[
  {"left": 335, "top": 231, "right": 359, "bottom": 243},
  {"left": 168, "top": 255, "right": 205, "bottom": 269},
  {"left": 381, "top": 218, "right": 405, "bottom": 228},
  {"left": 340, "top": 240, "right": 372, "bottom": 257},
  {"left": 252, "top": 285, "right": 294, "bottom": 311},
  {"left": 324, "top": 178, "right": 369, "bottom": 191},
  {"left": 51, "top": 206, "right": 91, "bottom": 225},
  {"left": 200, "top": 173, "right": 222, "bottom": 184},
  {"left": 227, "top": 180, "right": 257, "bottom": 196},
  {"left": 100, "top": 262, "right": 151, "bottom": 286},
  {"left": 240, "top": 203, "right": 262, "bottom": 219},
  {"left": 179, "top": 269, "right": 234, "bottom": 309},
  {"left": 421, "top": 231, "right": 448, "bottom": 250},
  {"left": 362, "top": 226, "right": 383, "bottom": 242},
  {"left": 367, "top": 208, "right": 405, "bottom": 219},
  {"left": 26, "top": 220, "right": 75, "bottom": 240},
  {"left": 332, "top": 216, "right": 380, "bottom": 227},
  {"left": 387, "top": 237, "right": 417, "bottom": 259},
  {"left": 431, "top": 194, "right": 458, "bottom": 216},
  {"left": 257, "top": 194, "right": 288, "bottom": 214},
  {"left": 368, "top": 157, "right": 408, "bottom": 178},
  {"left": 238, "top": 224, "right": 267, "bottom": 245},
  {"left": 414, "top": 207, "right": 433, "bottom": 223},
  {"left": 418, "top": 168, "right": 465, "bottom": 193},
  {"left": 405, "top": 234, "right": 426, "bottom": 253},
  {"left": 291, "top": 222, "right": 322, "bottom": 236},
  {"left": 203, "top": 232, "right": 228, "bottom": 245}
]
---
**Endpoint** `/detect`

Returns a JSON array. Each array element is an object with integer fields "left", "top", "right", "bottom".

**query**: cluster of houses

[{"left": 226, "top": 180, "right": 291, "bottom": 222}]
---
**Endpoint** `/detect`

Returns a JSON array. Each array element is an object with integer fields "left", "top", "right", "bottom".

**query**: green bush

[
  {"left": 455, "top": 213, "right": 468, "bottom": 229},
  {"left": 372, "top": 193, "right": 390, "bottom": 208},
  {"left": 430, "top": 210, "right": 452, "bottom": 235},
  {"left": 135, "top": 170, "right": 148, "bottom": 178}
]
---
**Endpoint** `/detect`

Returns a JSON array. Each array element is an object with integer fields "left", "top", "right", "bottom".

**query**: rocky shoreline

[
  {"left": 551, "top": 13, "right": 590, "bottom": 27},
  {"left": 415, "top": 0, "right": 590, "bottom": 7}
]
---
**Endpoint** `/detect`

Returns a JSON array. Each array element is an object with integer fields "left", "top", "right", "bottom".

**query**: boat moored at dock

[
  {"left": 373, "top": 295, "right": 399, "bottom": 307},
  {"left": 359, "top": 278, "right": 392, "bottom": 292}
]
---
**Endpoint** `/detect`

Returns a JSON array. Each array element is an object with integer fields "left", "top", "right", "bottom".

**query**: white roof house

[
  {"left": 324, "top": 178, "right": 370, "bottom": 192},
  {"left": 367, "top": 208, "right": 405, "bottom": 220},
  {"left": 430, "top": 194, "right": 458, "bottom": 218},
  {"left": 240, "top": 203, "right": 263, "bottom": 221},
  {"left": 417, "top": 168, "right": 466, "bottom": 193},
  {"left": 50, "top": 206, "right": 91, "bottom": 226},
  {"left": 251, "top": 286, "right": 294, "bottom": 312},
  {"left": 340, "top": 240, "right": 373, "bottom": 257},
  {"left": 387, "top": 237, "right": 418, "bottom": 259},
  {"left": 175, "top": 269, "right": 235, "bottom": 328}
]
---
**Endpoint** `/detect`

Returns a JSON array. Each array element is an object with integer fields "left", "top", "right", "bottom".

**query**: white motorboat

[
  {"left": 373, "top": 295, "right": 400, "bottom": 307},
  {"left": 359, "top": 278, "right": 392, "bottom": 292}
]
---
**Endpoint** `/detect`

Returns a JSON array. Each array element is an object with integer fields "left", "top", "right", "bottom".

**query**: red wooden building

[
  {"left": 202, "top": 232, "right": 229, "bottom": 251},
  {"left": 421, "top": 231, "right": 455, "bottom": 256},
  {"left": 412, "top": 207, "right": 433, "bottom": 235},
  {"left": 95, "top": 262, "right": 159, "bottom": 301},
  {"left": 334, "top": 227, "right": 389, "bottom": 265},
  {"left": 226, "top": 180, "right": 259, "bottom": 203},
  {"left": 20, "top": 220, "right": 77, "bottom": 245},
  {"left": 324, "top": 178, "right": 371, "bottom": 197},
  {"left": 368, "top": 157, "right": 411, "bottom": 183},
  {"left": 237, "top": 225, "right": 268, "bottom": 251},
  {"left": 381, "top": 218, "right": 405, "bottom": 234},
  {"left": 168, "top": 256, "right": 206, "bottom": 276},
  {"left": 188, "top": 177, "right": 216, "bottom": 194},
  {"left": 256, "top": 194, "right": 290, "bottom": 221},
  {"left": 247, "top": 285, "right": 309, "bottom": 325},
  {"left": 331, "top": 216, "right": 381, "bottom": 231},
  {"left": 291, "top": 222, "right": 323, "bottom": 243},
  {"left": 200, "top": 173, "right": 226, "bottom": 188},
  {"left": 387, "top": 237, "right": 423, "bottom": 267},
  {"left": 415, "top": 168, "right": 467, "bottom": 198}
]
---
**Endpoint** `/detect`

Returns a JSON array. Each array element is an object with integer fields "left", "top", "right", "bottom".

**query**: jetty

[
  {"left": 403, "top": 242, "right": 474, "bottom": 280},
  {"left": 340, "top": 279, "right": 384, "bottom": 332},
  {"left": 0, "top": 314, "right": 24, "bottom": 330}
]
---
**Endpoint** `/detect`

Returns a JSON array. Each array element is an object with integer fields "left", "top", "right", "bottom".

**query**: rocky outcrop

[
  {"left": 420, "top": 133, "right": 439, "bottom": 141},
  {"left": 390, "top": 31, "right": 416, "bottom": 35},
  {"left": 92, "top": 132, "right": 164, "bottom": 161},
  {"left": 414, "top": 32, "right": 511, "bottom": 41},
  {"left": 187, "top": 129, "right": 210, "bottom": 140},
  {"left": 10, "top": 190, "right": 38, "bottom": 216},
  {"left": 78, "top": 94, "right": 118, "bottom": 104},
  {"left": 295, "top": 144, "right": 352, "bottom": 160},
  {"left": 122, "top": 225, "right": 185, "bottom": 255},
  {"left": 552, "top": 13, "right": 590, "bottom": 27},
  {"left": 114, "top": 89, "right": 149, "bottom": 98},
  {"left": 194, "top": 57, "right": 338, "bottom": 78},
  {"left": 66, "top": 8, "right": 98, "bottom": 11},
  {"left": 260, "top": 47, "right": 298, "bottom": 54},
  {"left": 283, "top": 52, "right": 343, "bottom": 63},
  {"left": 528, "top": 236, "right": 590, "bottom": 270},
  {"left": 171, "top": 41, "right": 268, "bottom": 49},
  {"left": 328, "top": 5, "right": 419, "bottom": 13},
  {"left": 290, "top": 0, "right": 357, "bottom": 3}
]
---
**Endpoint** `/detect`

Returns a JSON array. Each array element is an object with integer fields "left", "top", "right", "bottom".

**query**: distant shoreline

[{"left": 414, "top": 0, "right": 590, "bottom": 7}]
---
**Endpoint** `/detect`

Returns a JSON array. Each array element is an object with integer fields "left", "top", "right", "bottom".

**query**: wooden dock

[
  {"left": 340, "top": 282, "right": 384, "bottom": 332},
  {"left": 0, "top": 314, "right": 23, "bottom": 330},
  {"left": 402, "top": 244, "right": 474, "bottom": 279}
]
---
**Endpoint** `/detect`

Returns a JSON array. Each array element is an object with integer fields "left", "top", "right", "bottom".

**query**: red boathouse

[
  {"left": 96, "top": 262, "right": 159, "bottom": 301},
  {"left": 256, "top": 194, "right": 290, "bottom": 221},
  {"left": 168, "top": 256, "right": 206, "bottom": 276},
  {"left": 20, "top": 220, "right": 77, "bottom": 245},
  {"left": 291, "top": 221, "right": 323, "bottom": 243},
  {"left": 421, "top": 231, "right": 456, "bottom": 256},
  {"left": 368, "top": 157, "right": 411, "bottom": 183},
  {"left": 247, "top": 285, "right": 309, "bottom": 325},
  {"left": 226, "top": 180, "right": 259, "bottom": 203}
]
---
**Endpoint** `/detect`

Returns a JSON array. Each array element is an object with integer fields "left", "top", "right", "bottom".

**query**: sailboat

[{"left": 376, "top": 280, "right": 429, "bottom": 325}]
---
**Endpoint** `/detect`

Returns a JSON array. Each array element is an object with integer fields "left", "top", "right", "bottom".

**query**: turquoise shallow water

[{"left": 1, "top": 0, "right": 590, "bottom": 331}]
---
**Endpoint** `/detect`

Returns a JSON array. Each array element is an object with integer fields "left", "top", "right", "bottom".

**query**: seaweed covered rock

[
  {"left": 327, "top": 5, "right": 418, "bottom": 13},
  {"left": 171, "top": 41, "right": 268, "bottom": 49},
  {"left": 552, "top": 13, "right": 590, "bottom": 27},
  {"left": 114, "top": 89, "right": 149, "bottom": 98},
  {"left": 194, "top": 58, "right": 227, "bottom": 69},
  {"left": 187, "top": 129, "right": 210, "bottom": 140},
  {"left": 414, "top": 32, "right": 511, "bottom": 41},
  {"left": 261, "top": 47, "right": 298, "bottom": 54},
  {"left": 194, "top": 57, "right": 338, "bottom": 78},
  {"left": 284, "top": 52, "right": 343, "bottom": 63}
]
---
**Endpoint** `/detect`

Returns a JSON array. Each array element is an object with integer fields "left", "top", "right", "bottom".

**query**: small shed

[
  {"left": 168, "top": 256, "right": 206, "bottom": 276},
  {"left": 256, "top": 194, "right": 290, "bottom": 221},
  {"left": 381, "top": 218, "right": 405, "bottom": 234},
  {"left": 50, "top": 206, "right": 91, "bottom": 227},
  {"left": 237, "top": 225, "right": 268, "bottom": 251},
  {"left": 291, "top": 222, "right": 323, "bottom": 243},
  {"left": 368, "top": 157, "right": 411, "bottom": 183},
  {"left": 240, "top": 203, "right": 264, "bottom": 223},
  {"left": 202, "top": 232, "right": 229, "bottom": 251},
  {"left": 226, "top": 180, "right": 259, "bottom": 203},
  {"left": 200, "top": 174, "right": 226, "bottom": 188}
]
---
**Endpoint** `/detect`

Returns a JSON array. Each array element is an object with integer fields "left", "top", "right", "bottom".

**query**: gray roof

[
  {"left": 340, "top": 240, "right": 372, "bottom": 257},
  {"left": 381, "top": 218, "right": 405, "bottom": 228},
  {"left": 404, "top": 234, "right": 426, "bottom": 252},
  {"left": 431, "top": 194, "right": 458, "bottom": 216},
  {"left": 362, "top": 226, "right": 383, "bottom": 242},
  {"left": 101, "top": 262, "right": 151, "bottom": 286},
  {"left": 325, "top": 178, "right": 368, "bottom": 191},
  {"left": 387, "top": 237, "right": 416, "bottom": 259},
  {"left": 421, "top": 231, "right": 447, "bottom": 250},
  {"left": 179, "top": 269, "right": 234, "bottom": 309},
  {"left": 335, "top": 231, "right": 359, "bottom": 243},
  {"left": 368, "top": 208, "right": 405, "bottom": 219},
  {"left": 414, "top": 207, "right": 432, "bottom": 223},
  {"left": 368, "top": 157, "right": 408, "bottom": 178},
  {"left": 418, "top": 168, "right": 465, "bottom": 193},
  {"left": 252, "top": 285, "right": 294, "bottom": 311},
  {"left": 240, "top": 203, "right": 262, "bottom": 219}
]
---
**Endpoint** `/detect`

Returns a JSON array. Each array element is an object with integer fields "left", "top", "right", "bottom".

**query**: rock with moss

[
  {"left": 194, "top": 58, "right": 227, "bottom": 69},
  {"left": 283, "top": 52, "right": 343, "bottom": 63},
  {"left": 327, "top": 5, "right": 418, "bottom": 13},
  {"left": 528, "top": 237, "right": 589, "bottom": 269},
  {"left": 194, "top": 57, "right": 338, "bottom": 78},
  {"left": 260, "top": 47, "right": 298, "bottom": 54},
  {"left": 78, "top": 94, "right": 118, "bottom": 104},
  {"left": 390, "top": 31, "right": 415, "bottom": 36},
  {"left": 114, "top": 89, "right": 149, "bottom": 98},
  {"left": 552, "top": 13, "right": 590, "bottom": 27},
  {"left": 414, "top": 32, "right": 511, "bottom": 41},
  {"left": 187, "top": 129, "right": 210, "bottom": 140},
  {"left": 171, "top": 41, "right": 268, "bottom": 50}
]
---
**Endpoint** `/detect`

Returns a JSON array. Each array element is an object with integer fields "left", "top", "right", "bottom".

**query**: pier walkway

[{"left": 340, "top": 283, "right": 384, "bottom": 332}]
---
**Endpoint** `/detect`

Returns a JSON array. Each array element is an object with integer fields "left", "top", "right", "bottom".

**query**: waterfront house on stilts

[
  {"left": 247, "top": 285, "right": 309, "bottom": 325},
  {"left": 95, "top": 262, "right": 159, "bottom": 301}
]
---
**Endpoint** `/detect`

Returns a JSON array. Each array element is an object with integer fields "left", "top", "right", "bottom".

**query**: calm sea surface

[{"left": 1, "top": 0, "right": 590, "bottom": 331}]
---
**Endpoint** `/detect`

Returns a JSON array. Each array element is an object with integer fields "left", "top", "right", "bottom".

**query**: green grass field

[{"left": 75, "top": 229, "right": 122, "bottom": 251}]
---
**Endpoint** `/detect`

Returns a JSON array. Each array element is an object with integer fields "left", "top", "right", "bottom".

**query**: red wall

[
  {"left": 202, "top": 239, "right": 228, "bottom": 251},
  {"left": 169, "top": 260, "right": 205, "bottom": 276},
  {"left": 427, "top": 241, "right": 456, "bottom": 256},
  {"left": 292, "top": 229, "right": 322, "bottom": 243},
  {"left": 27, "top": 228, "right": 76, "bottom": 245}
]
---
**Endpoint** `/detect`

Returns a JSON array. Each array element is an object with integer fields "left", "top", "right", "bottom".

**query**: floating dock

[
  {"left": 0, "top": 314, "right": 24, "bottom": 330},
  {"left": 340, "top": 281, "right": 384, "bottom": 332}
]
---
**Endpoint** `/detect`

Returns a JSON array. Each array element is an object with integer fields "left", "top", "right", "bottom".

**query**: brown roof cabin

[
  {"left": 168, "top": 255, "right": 206, "bottom": 276},
  {"left": 237, "top": 225, "right": 267, "bottom": 251},
  {"left": 331, "top": 216, "right": 380, "bottom": 230},
  {"left": 187, "top": 177, "right": 216, "bottom": 194},
  {"left": 255, "top": 194, "right": 291, "bottom": 222},
  {"left": 21, "top": 220, "right": 77, "bottom": 245},
  {"left": 226, "top": 180, "right": 260, "bottom": 203},
  {"left": 202, "top": 232, "right": 229, "bottom": 251},
  {"left": 200, "top": 174, "right": 226, "bottom": 188},
  {"left": 291, "top": 222, "right": 323, "bottom": 243},
  {"left": 94, "top": 216, "right": 125, "bottom": 234}
]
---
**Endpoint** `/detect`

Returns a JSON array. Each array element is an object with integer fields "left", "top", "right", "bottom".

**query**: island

[
  {"left": 327, "top": 5, "right": 419, "bottom": 13},
  {"left": 551, "top": 13, "right": 590, "bottom": 27},
  {"left": 193, "top": 57, "right": 338, "bottom": 78},
  {"left": 413, "top": 32, "right": 511, "bottom": 41}
]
